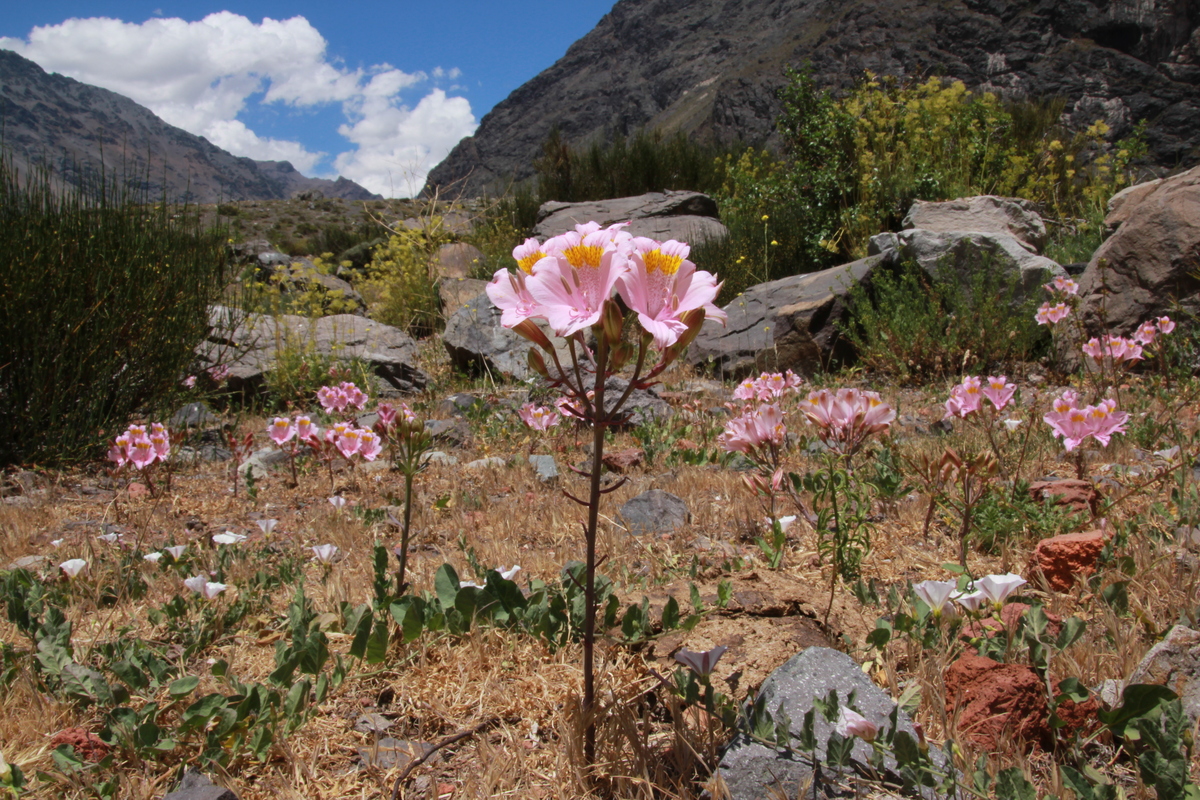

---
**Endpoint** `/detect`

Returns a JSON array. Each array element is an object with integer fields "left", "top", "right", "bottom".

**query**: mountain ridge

[
  {"left": 425, "top": 0, "right": 1200, "bottom": 198},
  {"left": 0, "top": 49, "right": 380, "bottom": 203}
]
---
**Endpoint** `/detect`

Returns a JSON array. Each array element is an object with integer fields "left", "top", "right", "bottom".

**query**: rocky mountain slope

[
  {"left": 425, "top": 0, "right": 1200, "bottom": 197},
  {"left": 0, "top": 49, "right": 379, "bottom": 203}
]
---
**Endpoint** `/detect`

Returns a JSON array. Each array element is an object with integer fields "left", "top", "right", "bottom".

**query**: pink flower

[
  {"left": 150, "top": 431, "right": 170, "bottom": 460},
  {"left": 486, "top": 266, "right": 543, "bottom": 329},
  {"left": 335, "top": 427, "right": 363, "bottom": 459},
  {"left": 524, "top": 225, "right": 630, "bottom": 337},
  {"left": 1044, "top": 275, "right": 1079, "bottom": 296},
  {"left": 129, "top": 438, "right": 157, "bottom": 470},
  {"left": 717, "top": 404, "right": 785, "bottom": 454},
  {"left": 797, "top": 388, "right": 894, "bottom": 455},
  {"left": 1035, "top": 302, "right": 1071, "bottom": 325},
  {"left": 1086, "top": 398, "right": 1129, "bottom": 446},
  {"left": 317, "top": 385, "right": 347, "bottom": 413},
  {"left": 108, "top": 433, "right": 132, "bottom": 467},
  {"left": 1157, "top": 316, "right": 1176, "bottom": 334},
  {"left": 1084, "top": 336, "right": 1143, "bottom": 364},
  {"left": 944, "top": 377, "right": 983, "bottom": 419},
  {"left": 358, "top": 430, "right": 383, "bottom": 461},
  {"left": 512, "top": 237, "right": 548, "bottom": 275},
  {"left": 836, "top": 707, "right": 878, "bottom": 742},
  {"left": 1134, "top": 321, "right": 1158, "bottom": 346},
  {"left": 182, "top": 375, "right": 197, "bottom": 389},
  {"left": 340, "top": 382, "right": 368, "bottom": 410},
  {"left": 377, "top": 403, "right": 397, "bottom": 427},
  {"left": 207, "top": 364, "right": 230, "bottom": 383},
  {"left": 734, "top": 371, "right": 802, "bottom": 402},
  {"left": 295, "top": 416, "right": 318, "bottom": 441},
  {"left": 518, "top": 402, "right": 560, "bottom": 431},
  {"left": 615, "top": 237, "right": 727, "bottom": 349},
  {"left": 981, "top": 376, "right": 1016, "bottom": 412},
  {"left": 268, "top": 417, "right": 296, "bottom": 446},
  {"left": 1043, "top": 391, "right": 1127, "bottom": 451}
]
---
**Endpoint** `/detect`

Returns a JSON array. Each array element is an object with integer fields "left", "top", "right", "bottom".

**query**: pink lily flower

[
  {"left": 108, "top": 433, "right": 132, "bottom": 467},
  {"left": 295, "top": 416, "right": 318, "bottom": 442},
  {"left": 1086, "top": 399, "right": 1128, "bottom": 446},
  {"left": 525, "top": 226, "right": 630, "bottom": 337},
  {"left": 336, "top": 427, "right": 363, "bottom": 459},
  {"left": 1157, "top": 316, "right": 1176, "bottom": 334},
  {"left": 268, "top": 417, "right": 296, "bottom": 445},
  {"left": 129, "top": 438, "right": 157, "bottom": 469},
  {"left": 981, "top": 376, "right": 1016, "bottom": 412},
  {"left": 615, "top": 238, "right": 727, "bottom": 349},
  {"left": 512, "top": 237, "right": 548, "bottom": 274},
  {"left": 519, "top": 402, "right": 560, "bottom": 431},
  {"left": 1134, "top": 321, "right": 1158, "bottom": 346},
  {"left": 1044, "top": 275, "right": 1079, "bottom": 296},
  {"left": 486, "top": 266, "right": 543, "bottom": 328},
  {"left": 358, "top": 430, "right": 383, "bottom": 461},
  {"left": 944, "top": 377, "right": 983, "bottom": 419}
]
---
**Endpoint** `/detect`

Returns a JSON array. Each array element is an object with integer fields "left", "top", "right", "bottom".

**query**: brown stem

[
  {"left": 581, "top": 330, "right": 609, "bottom": 768},
  {"left": 396, "top": 470, "right": 414, "bottom": 594}
]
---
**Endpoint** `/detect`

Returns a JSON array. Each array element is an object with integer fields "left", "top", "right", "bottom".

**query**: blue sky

[{"left": 1, "top": 2, "right": 615, "bottom": 195}]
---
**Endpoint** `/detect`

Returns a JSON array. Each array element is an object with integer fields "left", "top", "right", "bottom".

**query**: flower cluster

[
  {"left": 317, "top": 382, "right": 369, "bottom": 414},
  {"left": 377, "top": 402, "right": 416, "bottom": 428},
  {"left": 1081, "top": 334, "right": 1143, "bottom": 364},
  {"left": 1043, "top": 390, "right": 1129, "bottom": 451},
  {"left": 944, "top": 375, "right": 1016, "bottom": 418},
  {"left": 717, "top": 404, "right": 787, "bottom": 455},
  {"left": 518, "top": 402, "right": 561, "bottom": 431},
  {"left": 107, "top": 423, "right": 170, "bottom": 470},
  {"left": 914, "top": 572, "right": 1027, "bottom": 617},
  {"left": 488, "top": 223, "right": 727, "bottom": 349},
  {"left": 1035, "top": 275, "right": 1079, "bottom": 326},
  {"left": 732, "top": 370, "right": 802, "bottom": 402},
  {"left": 796, "top": 388, "right": 895, "bottom": 456},
  {"left": 268, "top": 415, "right": 382, "bottom": 461}
]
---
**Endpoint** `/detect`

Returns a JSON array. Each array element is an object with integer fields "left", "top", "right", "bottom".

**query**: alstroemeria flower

[
  {"left": 519, "top": 402, "right": 560, "bottom": 431},
  {"left": 1035, "top": 302, "right": 1071, "bottom": 325},
  {"left": 59, "top": 558, "right": 87, "bottom": 578},
  {"left": 295, "top": 416, "right": 318, "bottom": 441},
  {"left": 914, "top": 579, "right": 957, "bottom": 618},
  {"left": 358, "top": 430, "right": 383, "bottom": 461},
  {"left": 525, "top": 225, "right": 630, "bottom": 337},
  {"left": 268, "top": 417, "right": 296, "bottom": 445},
  {"left": 674, "top": 645, "right": 728, "bottom": 677},
  {"left": 944, "top": 377, "right": 983, "bottom": 419},
  {"left": 981, "top": 376, "right": 1016, "bottom": 412},
  {"left": 835, "top": 707, "right": 878, "bottom": 742},
  {"left": 1158, "top": 316, "right": 1176, "bottom": 334},
  {"left": 616, "top": 237, "right": 727, "bottom": 349}
]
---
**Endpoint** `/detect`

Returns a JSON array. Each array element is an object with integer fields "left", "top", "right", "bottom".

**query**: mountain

[
  {"left": 425, "top": 0, "right": 1200, "bottom": 198},
  {"left": 0, "top": 49, "right": 380, "bottom": 203}
]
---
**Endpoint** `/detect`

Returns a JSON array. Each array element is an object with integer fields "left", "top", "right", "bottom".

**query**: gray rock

[
  {"left": 902, "top": 196, "right": 1047, "bottom": 253},
  {"left": 437, "top": 393, "right": 485, "bottom": 417},
  {"left": 171, "top": 402, "right": 218, "bottom": 430},
  {"left": 435, "top": 242, "right": 485, "bottom": 280},
  {"left": 441, "top": 292, "right": 574, "bottom": 381},
  {"left": 529, "top": 454, "right": 559, "bottom": 483},
  {"left": 237, "top": 447, "right": 289, "bottom": 480},
  {"left": 162, "top": 769, "right": 238, "bottom": 800},
  {"left": 687, "top": 255, "right": 882, "bottom": 380},
  {"left": 197, "top": 307, "right": 428, "bottom": 396},
  {"left": 422, "top": 451, "right": 459, "bottom": 467},
  {"left": 424, "top": 419, "right": 471, "bottom": 448},
  {"left": 1126, "top": 625, "right": 1200, "bottom": 724},
  {"left": 715, "top": 647, "right": 946, "bottom": 800},
  {"left": 439, "top": 276, "right": 489, "bottom": 315},
  {"left": 6, "top": 554, "right": 48, "bottom": 571},
  {"left": 604, "top": 376, "right": 673, "bottom": 427},
  {"left": 895, "top": 229, "right": 1063, "bottom": 298},
  {"left": 354, "top": 713, "right": 395, "bottom": 734},
  {"left": 619, "top": 490, "right": 690, "bottom": 535},
  {"left": 356, "top": 737, "right": 435, "bottom": 770},
  {"left": 533, "top": 191, "right": 727, "bottom": 243},
  {"left": 466, "top": 457, "right": 507, "bottom": 470}
]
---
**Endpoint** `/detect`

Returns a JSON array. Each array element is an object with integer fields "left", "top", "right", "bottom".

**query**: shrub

[
  {"left": 840, "top": 256, "right": 1048, "bottom": 382},
  {"left": 0, "top": 155, "right": 228, "bottom": 464},
  {"left": 466, "top": 185, "right": 541, "bottom": 275},
  {"left": 262, "top": 337, "right": 374, "bottom": 411},
  {"left": 359, "top": 217, "right": 453, "bottom": 336}
]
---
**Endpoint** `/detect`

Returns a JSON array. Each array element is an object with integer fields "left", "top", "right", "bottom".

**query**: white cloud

[
  {"left": 0, "top": 13, "right": 476, "bottom": 197},
  {"left": 335, "top": 89, "right": 477, "bottom": 197}
]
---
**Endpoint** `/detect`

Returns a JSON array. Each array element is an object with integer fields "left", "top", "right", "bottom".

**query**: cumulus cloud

[{"left": 0, "top": 13, "right": 477, "bottom": 196}]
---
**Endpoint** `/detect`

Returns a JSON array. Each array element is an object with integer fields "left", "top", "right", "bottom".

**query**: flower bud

[
  {"left": 527, "top": 348, "right": 550, "bottom": 379},
  {"left": 600, "top": 299, "right": 624, "bottom": 347},
  {"left": 512, "top": 319, "right": 553, "bottom": 352}
]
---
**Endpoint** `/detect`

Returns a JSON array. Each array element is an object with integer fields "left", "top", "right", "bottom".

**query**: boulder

[
  {"left": 1125, "top": 625, "right": 1200, "bottom": 725},
  {"left": 902, "top": 196, "right": 1048, "bottom": 253},
  {"left": 1028, "top": 529, "right": 1108, "bottom": 592},
  {"left": 533, "top": 191, "right": 727, "bottom": 243},
  {"left": 619, "top": 490, "right": 689, "bottom": 535},
  {"left": 880, "top": 229, "right": 1064, "bottom": 298},
  {"left": 441, "top": 292, "right": 574, "bottom": 381},
  {"left": 529, "top": 454, "right": 559, "bottom": 483},
  {"left": 714, "top": 647, "right": 946, "bottom": 800},
  {"left": 197, "top": 307, "right": 428, "bottom": 396},
  {"left": 1074, "top": 165, "right": 1200, "bottom": 343},
  {"left": 438, "top": 276, "right": 489, "bottom": 315},
  {"left": 687, "top": 254, "right": 881, "bottom": 380},
  {"left": 943, "top": 654, "right": 1049, "bottom": 751},
  {"left": 603, "top": 376, "right": 672, "bottom": 426},
  {"left": 603, "top": 447, "right": 644, "bottom": 473},
  {"left": 434, "top": 242, "right": 484, "bottom": 280}
]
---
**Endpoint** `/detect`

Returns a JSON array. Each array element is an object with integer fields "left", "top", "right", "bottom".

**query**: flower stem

[{"left": 581, "top": 330, "right": 608, "bottom": 768}]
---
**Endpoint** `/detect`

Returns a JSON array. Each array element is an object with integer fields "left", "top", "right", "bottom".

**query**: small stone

[
  {"left": 1028, "top": 529, "right": 1107, "bottom": 591},
  {"left": 619, "top": 490, "right": 689, "bottom": 535},
  {"left": 356, "top": 737, "right": 435, "bottom": 770},
  {"left": 162, "top": 769, "right": 238, "bottom": 800},
  {"left": 354, "top": 713, "right": 394, "bottom": 734},
  {"left": 171, "top": 402, "right": 218, "bottom": 429},
  {"left": 437, "top": 393, "right": 484, "bottom": 417},
  {"left": 424, "top": 419, "right": 471, "bottom": 448},
  {"left": 422, "top": 451, "right": 459, "bottom": 466},
  {"left": 1126, "top": 625, "right": 1200, "bottom": 725},
  {"left": 5, "top": 554, "right": 48, "bottom": 571},
  {"left": 603, "top": 447, "right": 644, "bottom": 473},
  {"left": 528, "top": 454, "right": 558, "bottom": 483},
  {"left": 466, "top": 457, "right": 507, "bottom": 470},
  {"left": 1029, "top": 478, "right": 1100, "bottom": 515}
]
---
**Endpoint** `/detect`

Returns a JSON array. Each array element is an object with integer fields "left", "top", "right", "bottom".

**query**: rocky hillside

[
  {"left": 0, "top": 49, "right": 379, "bottom": 203},
  {"left": 426, "top": 0, "right": 1200, "bottom": 197}
]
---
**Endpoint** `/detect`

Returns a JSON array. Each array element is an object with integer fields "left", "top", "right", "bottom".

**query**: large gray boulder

[
  {"left": 902, "top": 196, "right": 1048, "bottom": 253},
  {"left": 533, "top": 191, "right": 727, "bottom": 243},
  {"left": 687, "top": 255, "right": 882, "bottom": 380},
  {"left": 1075, "top": 165, "right": 1200, "bottom": 340},
  {"left": 873, "top": 229, "right": 1064, "bottom": 298},
  {"left": 441, "top": 292, "right": 573, "bottom": 381},
  {"left": 197, "top": 307, "right": 428, "bottom": 396},
  {"left": 1125, "top": 625, "right": 1200, "bottom": 725},
  {"left": 715, "top": 647, "right": 946, "bottom": 800}
]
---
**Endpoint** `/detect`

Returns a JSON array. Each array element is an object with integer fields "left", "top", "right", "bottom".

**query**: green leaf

[
  {"left": 1055, "top": 617, "right": 1087, "bottom": 650},
  {"left": 994, "top": 767, "right": 1036, "bottom": 800},
  {"left": 941, "top": 562, "right": 967, "bottom": 575},
  {"left": 365, "top": 617, "right": 389, "bottom": 665},
  {"left": 661, "top": 596, "right": 680, "bottom": 631},
  {"left": 389, "top": 597, "right": 425, "bottom": 643},
  {"left": 284, "top": 679, "right": 310, "bottom": 718},
  {"left": 1101, "top": 581, "right": 1129, "bottom": 615},
  {"left": 168, "top": 675, "right": 200, "bottom": 697},
  {"left": 689, "top": 583, "right": 703, "bottom": 614},
  {"left": 716, "top": 580, "right": 733, "bottom": 609},
  {"left": 347, "top": 603, "right": 374, "bottom": 660},
  {"left": 179, "top": 693, "right": 229, "bottom": 733},
  {"left": 867, "top": 619, "right": 892, "bottom": 649},
  {"left": 1097, "top": 683, "right": 1177, "bottom": 738},
  {"left": 1056, "top": 677, "right": 1090, "bottom": 704},
  {"left": 434, "top": 564, "right": 460, "bottom": 609}
]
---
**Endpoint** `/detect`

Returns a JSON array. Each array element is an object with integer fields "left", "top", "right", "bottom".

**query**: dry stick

[{"left": 389, "top": 716, "right": 504, "bottom": 800}]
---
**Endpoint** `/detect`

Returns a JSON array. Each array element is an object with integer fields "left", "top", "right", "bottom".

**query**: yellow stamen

[
  {"left": 643, "top": 249, "right": 683, "bottom": 275},
  {"left": 563, "top": 244, "right": 604, "bottom": 269},
  {"left": 517, "top": 252, "right": 544, "bottom": 273}
]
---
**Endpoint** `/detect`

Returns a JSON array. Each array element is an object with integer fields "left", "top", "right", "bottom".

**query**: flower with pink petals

[
  {"left": 944, "top": 376, "right": 983, "bottom": 419},
  {"left": 358, "top": 430, "right": 383, "bottom": 461},
  {"left": 341, "top": 382, "right": 368, "bottom": 410},
  {"left": 1134, "top": 321, "right": 1159, "bottom": 346},
  {"left": 524, "top": 225, "right": 630, "bottom": 337},
  {"left": 182, "top": 375, "right": 197, "bottom": 389},
  {"left": 836, "top": 707, "right": 878, "bottom": 742},
  {"left": 336, "top": 427, "right": 363, "bottom": 459},
  {"left": 796, "top": 388, "right": 894, "bottom": 456},
  {"left": 295, "top": 416, "right": 318, "bottom": 442},
  {"left": 207, "top": 364, "right": 230, "bottom": 383},
  {"left": 1035, "top": 302, "right": 1072, "bottom": 325},
  {"left": 108, "top": 433, "right": 132, "bottom": 467},
  {"left": 519, "top": 402, "right": 561, "bottom": 431},
  {"left": 1045, "top": 275, "right": 1079, "bottom": 296},
  {"left": 1085, "top": 398, "right": 1129, "bottom": 447},
  {"left": 317, "top": 385, "right": 346, "bottom": 414},
  {"left": 269, "top": 417, "right": 296, "bottom": 446},
  {"left": 1157, "top": 316, "right": 1176, "bottom": 334},
  {"left": 129, "top": 438, "right": 157, "bottom": 470},
  {"left": 615, "top": 237, "right": 727, "bottom": 349},
  {"left": 981, "top": 376, "right": 1016, "bottom": 412},
  {"left": 486, "top": 266, "right": 543, "bottom": 329}
]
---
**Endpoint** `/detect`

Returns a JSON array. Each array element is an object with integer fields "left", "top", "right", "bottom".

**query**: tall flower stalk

[{"left": 486, "top": 223, "right": 725, "bottom": 766}]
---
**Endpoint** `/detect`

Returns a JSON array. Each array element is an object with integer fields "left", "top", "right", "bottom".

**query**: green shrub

[
  {"left": 840, "top": 256, "right": 1048, "bottom": 382},
  {"left": 262, "top": 338, "right": 374, "bottom": 411},
  {"left": 0, "top": 155, "right": 228, "bottom": 464},
  {"left": 466, "top": 185, "right": 542, "bottom": 274},
  {"left": 360, "top": 217, "right": 453, "bottom": 336}
]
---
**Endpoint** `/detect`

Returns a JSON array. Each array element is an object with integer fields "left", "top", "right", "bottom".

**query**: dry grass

[{"left": 2, "top": 359, "right": 1199, "bottom": 799}]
